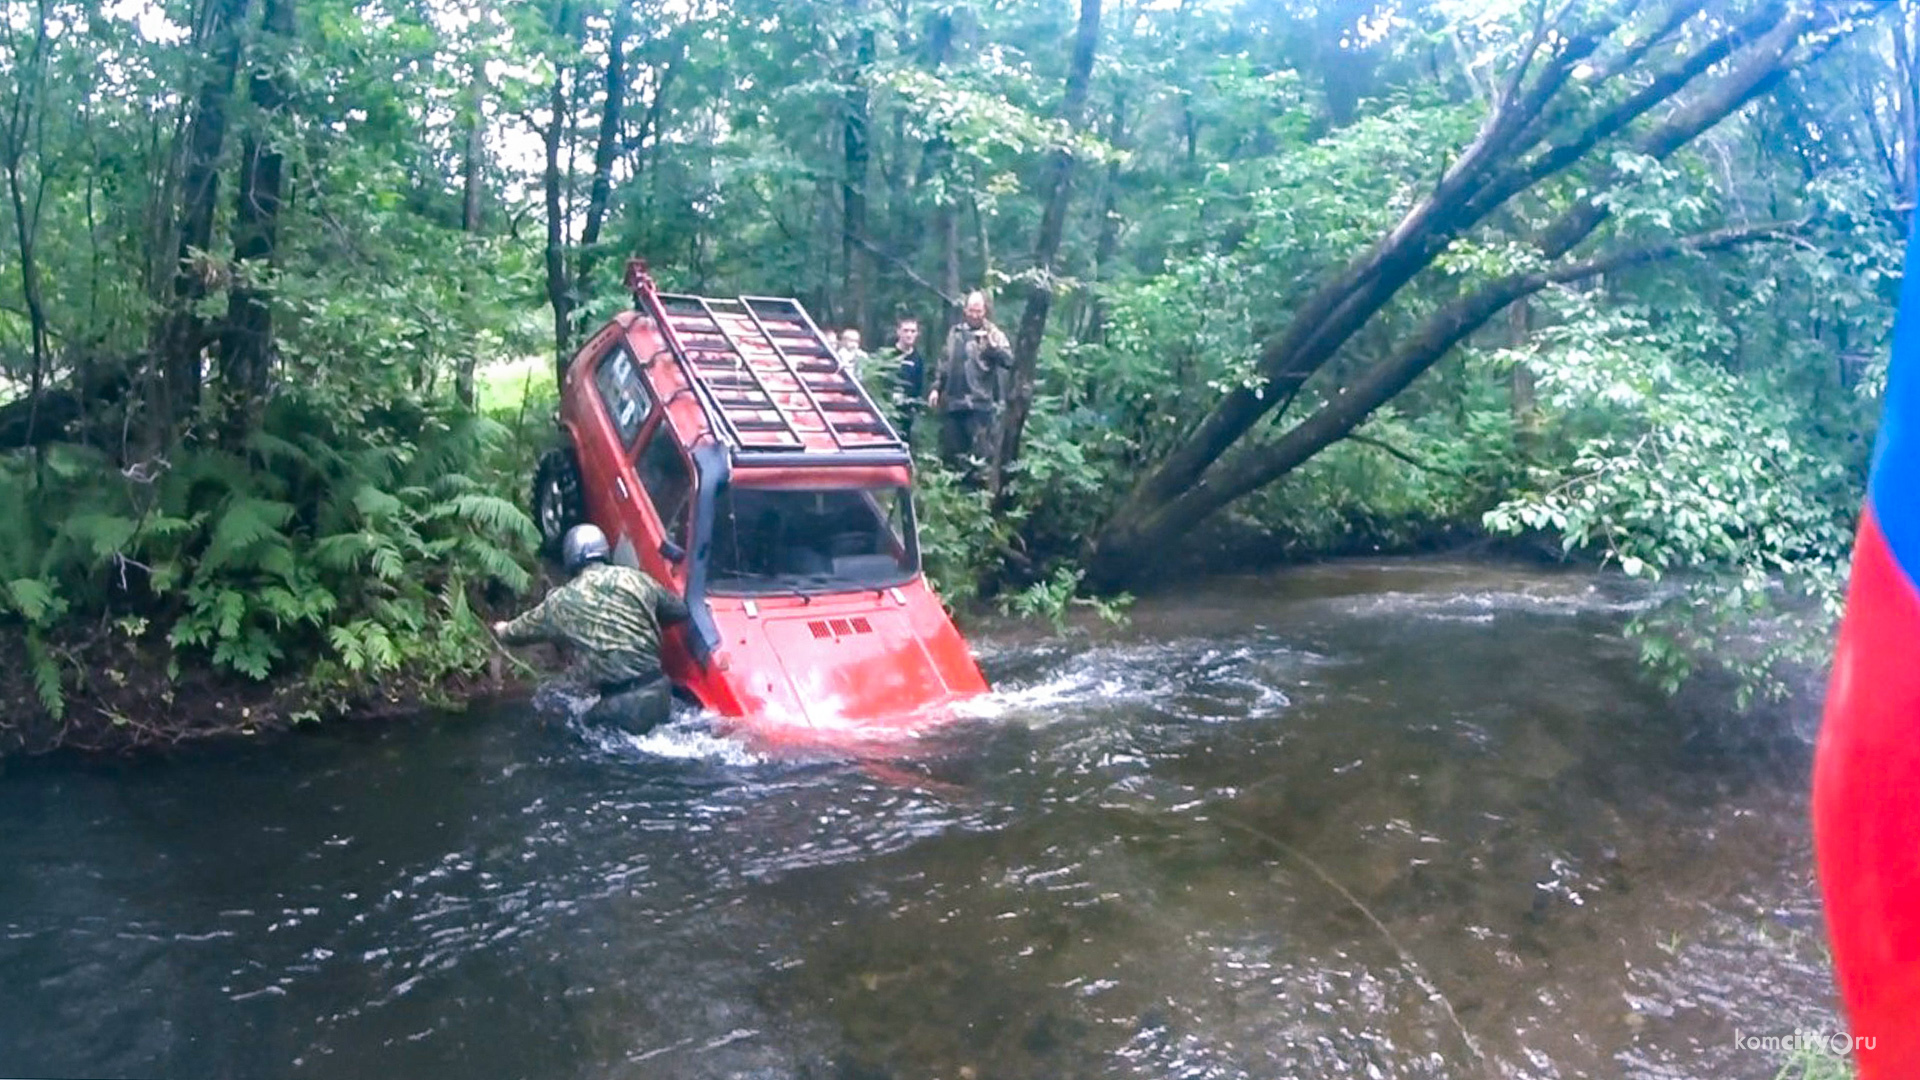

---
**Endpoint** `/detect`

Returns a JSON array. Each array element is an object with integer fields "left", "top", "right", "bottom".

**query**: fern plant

[
  {"left": 0, "top": 450, "right": 102, "bottom": 716},
  {"left": 2, "top": 382, "right": 539, "bottom": 724},
  {"left": 158, "top": 395, "right": 536, "bottom": 684}
]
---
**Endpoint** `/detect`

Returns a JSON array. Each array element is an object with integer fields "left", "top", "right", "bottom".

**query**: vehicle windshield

[{"left": 705, "top": 485, "right": 917, "bottom": 595}]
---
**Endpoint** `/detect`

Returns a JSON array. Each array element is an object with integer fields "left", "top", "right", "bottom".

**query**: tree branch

[
  {"left": 1539, "top": 7, "right": 1818, "bottom": 258},
  {"left": 847, "top": 231, "right": 957, "bottom": 307},
  {"left": 1469, "top": 0, "right": 1768, "bottom": 224},
  {"left": 1342, "top": 433, "right": 1461, "bottom": 475},
  {"left": 1588, "top": 0, "right": 1703, "bottom": 84}
]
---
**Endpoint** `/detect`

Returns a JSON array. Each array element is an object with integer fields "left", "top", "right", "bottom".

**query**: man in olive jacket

[
  {"left": 929, "top": 290, "right": 1013, "bottom": 479},
  {"left": 492, "top": 524, "right": 689, "bottom": 735}
]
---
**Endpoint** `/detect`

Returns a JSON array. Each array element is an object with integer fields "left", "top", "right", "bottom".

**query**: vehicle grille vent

[{"left": 807, "top": 617, "right": 874, "bottom": 639}]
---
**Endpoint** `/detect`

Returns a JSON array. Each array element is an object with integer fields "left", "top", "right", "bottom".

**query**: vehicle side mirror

[{"left": 660, "top": 539, "right": 686, "bottom": 564}]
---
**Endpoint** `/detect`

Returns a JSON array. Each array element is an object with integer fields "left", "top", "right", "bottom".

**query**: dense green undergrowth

[{"left": 0, "top": 393, "right": 542, "bottom": 741}]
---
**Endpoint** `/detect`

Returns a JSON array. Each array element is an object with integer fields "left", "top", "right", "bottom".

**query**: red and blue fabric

[{"left": 1815, "top": 205, "right": 1920, "bottom": 1079}]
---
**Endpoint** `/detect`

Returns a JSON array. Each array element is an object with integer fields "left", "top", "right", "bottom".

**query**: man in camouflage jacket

[
  {"left": 929, "top": 290, "right": 1013, "bottom": 480},
  {"left": 493, "top": 525, "right": 690, "bottom": 735}
]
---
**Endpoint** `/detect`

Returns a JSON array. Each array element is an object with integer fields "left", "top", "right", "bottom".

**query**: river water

[{"left": 0, "top": 560, "right": 1844, "bottom": 1079}]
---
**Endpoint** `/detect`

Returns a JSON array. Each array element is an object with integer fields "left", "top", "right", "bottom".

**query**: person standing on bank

[
  {"left": 836, "top": 327, "right": 869, "bottom": 377},
  {"left": 929, "top": 291, "right": 1013, "bottom": 477},
  {"left": 492, "top": 524, "right": 690, "bottom": 736},
  {"left": 887, "top": 315, "right": 927, "bottom": 440}
]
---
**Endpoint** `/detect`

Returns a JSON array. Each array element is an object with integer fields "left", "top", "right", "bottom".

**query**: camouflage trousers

[{"left": 586, "top": 674, "right": 672, "bottom": 736}]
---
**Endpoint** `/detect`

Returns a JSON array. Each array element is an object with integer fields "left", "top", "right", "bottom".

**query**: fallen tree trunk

[{"left": 1084, "top": 1, "right": 1875, "bottom": 591}]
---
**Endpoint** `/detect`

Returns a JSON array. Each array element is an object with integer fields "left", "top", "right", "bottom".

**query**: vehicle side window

[
  {"left": 637, "top": 428, "right": 693, "bottom": 542},
  {"left": 594, "top": 347, "right": 651, "bottom": 447}
]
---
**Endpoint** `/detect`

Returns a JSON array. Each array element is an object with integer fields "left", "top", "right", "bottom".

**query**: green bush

[
  {"left": 0, "top": 391, "right": 538, "bottom": 718},
  {"left": 1483, "top": 295, "right": 1873, "bottom": 703}
]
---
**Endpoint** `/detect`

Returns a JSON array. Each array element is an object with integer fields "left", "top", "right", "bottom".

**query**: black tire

[{"left": 532, "top": 447, "right": 584, "bottom": 556}]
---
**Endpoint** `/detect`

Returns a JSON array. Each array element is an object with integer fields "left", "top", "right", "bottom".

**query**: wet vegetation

[{"left": 0, "top": 0, "right": 1914, "bottom": 751}]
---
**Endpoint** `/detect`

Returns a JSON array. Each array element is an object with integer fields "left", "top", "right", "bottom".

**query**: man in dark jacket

[
  {"left": 492, "top": 524, "right": 689, "bottom": 735},
  {"left": 929, "top": 291, "right": 1013, "bottom": 478},
  {"left": 887, "top": 315, "right": 927, "bottom": 440}
]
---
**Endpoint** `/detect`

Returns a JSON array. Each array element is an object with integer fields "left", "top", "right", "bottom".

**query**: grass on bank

[
  {"left": 1775, "top": 1042, "right": 1856, "bottom": 1080},
  {"left": 475, "top": 357, "right": 549, "bottom": 415}
]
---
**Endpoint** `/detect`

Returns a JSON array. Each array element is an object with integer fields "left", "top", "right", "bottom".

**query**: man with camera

[{"left": 929, "top": 290, "right": 1013, "bottom": 481}]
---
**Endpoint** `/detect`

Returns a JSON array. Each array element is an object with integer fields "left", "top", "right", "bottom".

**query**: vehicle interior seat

[
  {"left": 776, "top": 510, "right": 833, "bottom": 574},
  {"left": 828, "top": 530, "right": 876, "bottom": 557},
  {"left": 778, "top": 543, "right": 832, "bottom": 575}
]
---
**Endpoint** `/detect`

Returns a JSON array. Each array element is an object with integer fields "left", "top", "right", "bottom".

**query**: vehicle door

[{"left": 628, "top": 414, "right": 696, "bottom": 591}]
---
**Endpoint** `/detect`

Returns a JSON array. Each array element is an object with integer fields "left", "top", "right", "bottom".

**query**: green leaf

[
  {"left": 25, "top": 630, "right": 64, "bottom": 717},
  {"left": 5, "top": 577, "right": 63, "bottom": 624},
  {"left": 200, "top": 497, "right": 296, "bottom": 574},
  {"left": 60, "top": 512, "right": 140, "bottom": 561}
]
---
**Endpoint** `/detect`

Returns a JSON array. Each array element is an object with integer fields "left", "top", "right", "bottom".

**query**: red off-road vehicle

[{"left": 531, "top": 261, "right": 988, "bottom": 739}]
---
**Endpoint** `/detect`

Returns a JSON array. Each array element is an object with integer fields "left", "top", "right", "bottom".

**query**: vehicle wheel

[{"left": 532, "top": 447, "right": 584, "bottom": 556}]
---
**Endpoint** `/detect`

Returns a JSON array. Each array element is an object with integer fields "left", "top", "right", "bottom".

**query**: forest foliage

[{"left": 0, "top": 0, "right": 1914, "bottom": 738}]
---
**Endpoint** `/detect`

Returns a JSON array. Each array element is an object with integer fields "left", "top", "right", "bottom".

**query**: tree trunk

[
  {"left": 1508, "top": 298, "right": 1538, "bottom": 453},
  {"left": 1893, "top": 1, "right": 1919, "bottom": 208},
  {"left": 968, "top": 192, "right": 990, "bottom": 286},
  {"left": 1094, "top": 222, "right": 1799, "bottom": 589},
  {"left": 993, "top": 0, "right": 1101, "bottom": 492},
  {"left": 1163, "top": 223, "right": 1793, "bottom": 546},
  {"left": 816, "top": 144, "right": 839, "bottom": 316},
  {"left": 6, "top": 168, "right": 51, "bottom": 427},
  {"left": 1086, "top": 4, "right": 1848, "bottom": 589},
  {"left": 462, "top": 60, "right": 486, "bottom": 236},
  {"left": 216, "top": 0, "right": 296, "bottom": 448},
  {"left": 910, "top": 9, "right": 957, "bottom": 327},
  {"left": 1082, "top": 89, "right": 1127, "bottom": 345},
  {"left": 631, "top": 54, "right": 677, "bottom": 253},
  {"left": 942, "top": 202, "right": 960, "bottom": 312},
  {"left": 576, "top": 0, "right": 632, "bottom": 333},
  {"left": 2, "top": 0, "right": 53, "bottom": 444},
  {"left": 544, "top": 63, "right": 573, "bottom": 390},
  {"left": 1314, "top": 0, "right": 1383, "bottom": 129},
  {"left": 883, "top": 6, "right": 913, "bottom": 297},
  {"left": 155, "top": 0, "right": 251, "bottom": 439},
  {"left": 1094, "top": 10, "right": 1627, "bottom": 544},
  {"left": 456, "top": 56, "right": 487, "bottom": 409},
  {"left": 842, "top": 0, "right": 875, "bottom": 336}
]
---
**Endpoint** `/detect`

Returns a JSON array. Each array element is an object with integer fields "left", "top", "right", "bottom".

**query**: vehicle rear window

[{"left": 594, "top": 347, "right": 651, "bottom": 447}]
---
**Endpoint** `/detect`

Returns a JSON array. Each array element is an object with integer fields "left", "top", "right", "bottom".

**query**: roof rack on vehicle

[{"left": 624, "top": 259, "right": 906, "bottom": 458}]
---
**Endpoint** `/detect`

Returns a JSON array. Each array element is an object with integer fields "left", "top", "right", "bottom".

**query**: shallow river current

[{"left": 0, "top": 560, "right": 1844, "bottom": 1078}]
